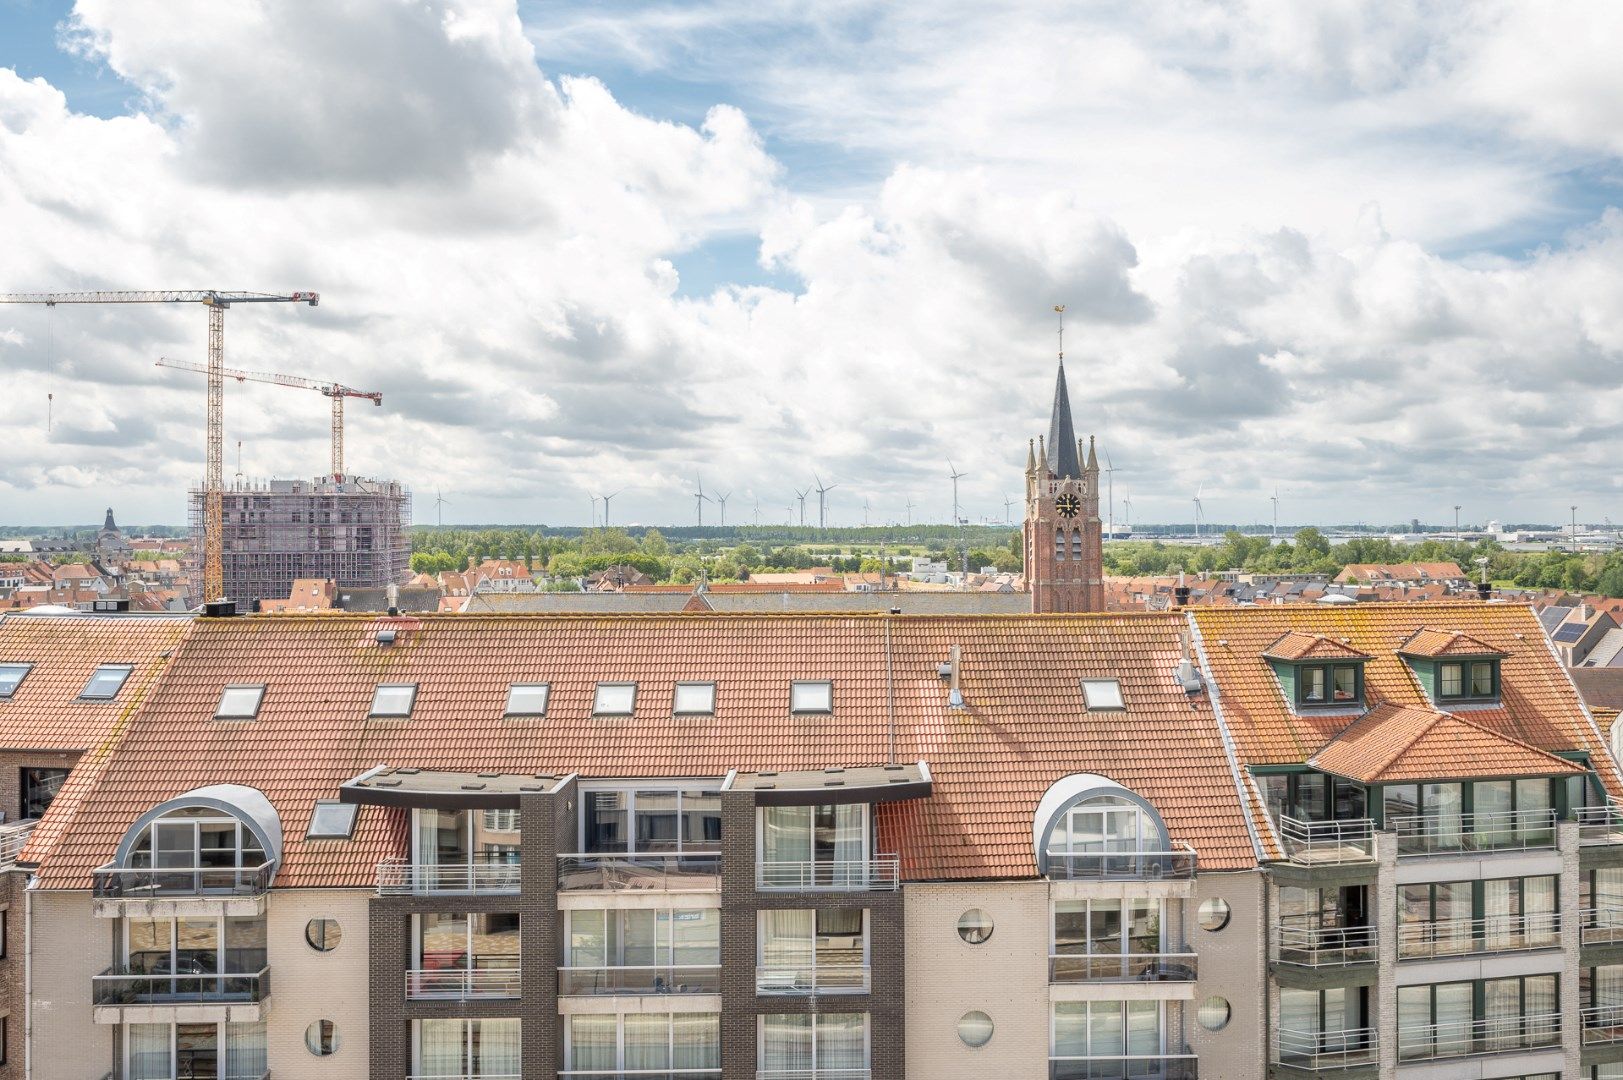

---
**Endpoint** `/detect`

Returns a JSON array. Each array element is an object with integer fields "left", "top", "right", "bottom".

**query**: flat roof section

[
  {"left": 340, "top": 766, "right": 575, "bottom": 809},
  {"left": 724, "top": 762, "right": 932, "bottom": 805}
]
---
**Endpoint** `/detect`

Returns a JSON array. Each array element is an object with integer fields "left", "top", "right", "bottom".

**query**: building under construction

[{"left": 189, "top": 476, "right": 411, "bottom": 605}]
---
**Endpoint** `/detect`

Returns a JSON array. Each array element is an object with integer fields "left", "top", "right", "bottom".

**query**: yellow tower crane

[{"left": 0, "top": 290, "right": 319, "bottom": 603}]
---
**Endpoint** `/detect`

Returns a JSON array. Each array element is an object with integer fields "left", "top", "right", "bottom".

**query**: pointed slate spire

[
  {"left": 1047, "top": 359, "right": 1081, "bottom": 478},
  {"left": 1086, "top": 435, "right": 1098, "bottom": 472},
  {"left": 1026, "top": 438, "right": 1037, "bottom": 475},
  {"left": 103, "top": 507, "right": 117, "bottom": 532}
]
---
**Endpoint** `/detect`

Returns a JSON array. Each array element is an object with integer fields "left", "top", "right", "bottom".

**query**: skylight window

[
  {"left": 504, "top": 683, "right": 550, "bottom": 717},
  {"left": 790, "top": 680, "right": 833, "bottom": 713},
  {"left": 674, "top": 682, "right": 716, "bottom": 715},
  {"left": 1081, "top": 678, "right": 1125, "bottom": 711},
  {"left": 306, "top": 800, "right": 359, "bottom": 840},
  {"left": 214, "top": 685, "right": 266, "bottom": 719},
  {"left": 79, "top": 665, "right": 134, "bottom": 701},
  {"left": 593, "top": 682, "right": 637, "bottom": 715},
  {"left": 369, "top": 683, "right": 417, "bottom": 718},
  {"left": 0, "top": 664, "right": 30, "bottom": 699}
]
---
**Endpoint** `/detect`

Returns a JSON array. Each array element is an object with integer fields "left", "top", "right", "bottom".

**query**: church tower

[{"left": 1024, "top": 311, "right": 1104, "bottom": 613}]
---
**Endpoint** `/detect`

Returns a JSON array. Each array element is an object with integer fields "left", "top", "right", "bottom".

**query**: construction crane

[
  {"left": 0, "top": 290, "right": 319, "bottom": 603},
  {"left": 155, "top": 357, "right": 381, "bottom": 481}
]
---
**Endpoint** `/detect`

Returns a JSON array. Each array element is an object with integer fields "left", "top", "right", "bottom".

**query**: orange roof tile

[
  {"left": 1398, "top": 628, "right": 1507, "bottom": 658},
  {"left": 1262, "top": 631, "right": 1371, "bottom": 662},
  {"left": 1309, "top": 703, "right": 1586, "bottom": 783}
]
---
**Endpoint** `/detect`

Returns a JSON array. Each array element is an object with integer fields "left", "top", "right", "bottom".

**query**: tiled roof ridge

[
  {"left": 1436, "top": 707, "right": 1588, "bottom": 767},
  {"left": 1399, "top": 626, "right": 1503, "bottom": 655},
  {"left": 196, "top": 609, "right": 1193, "bottom": 624}
]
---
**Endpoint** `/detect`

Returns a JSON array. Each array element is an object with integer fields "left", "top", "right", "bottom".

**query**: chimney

[
  {"left": 203, "top": 598, "right": 238, "bottom": 617},
  {"left": 1476, "top": 580, "right": 1492, "bottom": 601},
  {"left": 947, "top": 644, "right": 965, "bottom": 709},
  {"left": 1173, "top": 570, "right": 1191, "bottom": 608},
  {"left": 387, "top": 582, "right": 400, "bottom": 616},
  {"left": 1175, "top": 628, "right": 1204, "bottom": 694}
]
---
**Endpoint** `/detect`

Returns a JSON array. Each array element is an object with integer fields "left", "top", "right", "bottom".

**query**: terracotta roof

[
  {"left": 1399, "top": 628, "right": 1507, "bottom": 658},
  {"left": 34, "top": 611, "right": 1259, "bottom": 888},
  {"left": 1262, "top": 631, "right": 1372, "bottom": 662},
  {"left": 1309, "top": 703, "right": 1586, "bottom": 783}
]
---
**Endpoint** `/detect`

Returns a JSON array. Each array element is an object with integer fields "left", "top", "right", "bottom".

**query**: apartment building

[{"left": 3, "top": 601, "right": 1621, "bottom": 1080}]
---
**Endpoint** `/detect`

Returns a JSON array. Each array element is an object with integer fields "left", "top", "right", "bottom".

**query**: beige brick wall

[
  {"left": 1186, "top": 869, "right": 1267, "bottom": 1078},
  {"left": 30, "top": 890, "right": 112, "bottom": 1080},
  {"left": 904, "top": 880, "right": 1049, "bottom": 1079},
  {"left": 266, "top": 888, "right": 370, "bottom": 1080}
]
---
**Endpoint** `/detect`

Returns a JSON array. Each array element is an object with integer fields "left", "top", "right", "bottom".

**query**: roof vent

[
  {"left": 947, "top": 644, "right": 965, "bottom": 710},
  {"left": 376, "top": 628, "right": 397, "bottom": 646},
  {"left": 1175, "top": 628, "right": 1204, "bottom": 695},
  {"left": 92, "top": 598, "right": 131, "bottom": 613},
  {"left": 203, "top": 599, "right": 237, "bottom": 617}
]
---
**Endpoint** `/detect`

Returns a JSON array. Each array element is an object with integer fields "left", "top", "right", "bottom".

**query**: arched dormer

[
  {"left": 115, "top": 784, "right": 282, "bottom": 885},
  {"left": 1033, "top": 773, "right": 1176, "bottom": 876}
]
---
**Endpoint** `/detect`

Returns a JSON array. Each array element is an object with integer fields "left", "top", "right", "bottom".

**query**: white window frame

[
  {"left": 79, "top": 664, "right": 134, "bottom": 701},
  {"left": 575, "top": 783, "right": 724, "bottom": 855},
  {"left": 1050, "top": 897, "right": 1165, "bottom": 955},
  {"left": 593, "top": 682, "right": 638, "bottom": 716},
  {"left": 214, "top": 684, "right": 265, "bottom": 720},
  {"left": 0, "top": 663, "right": 31, "bottom": 699},
  {"left": 411, "top": 912, "right": 522, "bottom": 971},
  {"left": 673, "top": 681, "right": 716, "bottom": 715},
  {"left": 122, "top": 913, "right": 265, "bottom": 975},
  {"left": 1050, "top": 999, "right": 1166, "bottom": 1058},
  {"left": 411, "top": 1017, "right": 522, "bottom": 1077},
  {"left": 1080, "top": 679, "right": 1125, "bottom": 711},
  {"left": 756, "top": 1011, "right": 871, "bottom": 1072},
  {"left": 790, "top": 681, "right": 833, "bottom": 713},
  {"left": 563, "top": 1011, "right": 721, "bottom": 1073},
  {"left": 504, "top": 682, "right": 550, "bottom": 717},
  {"left": 306, "top": 800, "right": 359, "bottom": 840},
  {"left": 369, "top": 683, "right": 417, "bottom": 718},
  {"left": 1046, "top": 796, "right": 1164, "bottom": 857},
  {"left": 410, "top": 808, "right": 522, "bottom": 867},
  {"left": 123, "top": 1021, "right": 266, "bottom": 1080},
  {"left": 564, "top": 906, "right": 723, "bottom": 969},
  {"left": 755, "top": 803, "right": 873, "bottom": 868},
  {"left": 756, "top": 908, "right": 871, "bottom": 993},
  {"left": 132, "top": 812, "right": 267, "bottom": 872}
]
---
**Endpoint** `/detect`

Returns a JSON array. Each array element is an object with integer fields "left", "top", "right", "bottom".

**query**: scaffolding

[{"left": 188, "top": 476, "right": 412, "bottom": 605}]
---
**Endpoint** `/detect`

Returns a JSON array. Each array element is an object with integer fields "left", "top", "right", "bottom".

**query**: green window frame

[
  {"left": 1436, "top": 659, "right": 1500, "bottom": 702},
  {"left": 1294, "top": 663, "right": 1363, "bottom": 708}
]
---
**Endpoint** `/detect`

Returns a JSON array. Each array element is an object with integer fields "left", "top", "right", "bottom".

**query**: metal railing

[
  {"left": 755, "top": 963, "right": 871, "bottom": 994},
  {"left": 1278, "top": 816, "right": 1375, "bottom": 865},
  {"left": 0, "top": 819, "right": 38, "bottom": 867},
  {"left": 755, "top": 1072, "right": 869, "bottom": 1080},
  {"left": 1044, "top": 845, "right": 1197, "bottom": 881},
  {"left": 558, "top": 1072, "right": 718, "bottom": 1080},
  {"left": 409, "top": 1075, "right": 520, "bottom": 1080},
  {"left": 1583, "top": 1004, "right": 1623, "bottom": 1045},
  {"left": 92, "top": 862, "right": 274, "bottom": 900},
  {"left": 1396, "top": 1012, "right": 1560, "bottom": 1061},
  {"left": 1397, "top": 910, "right": 1561, "bottom": 959},
  {"left": 557, "top": 853, "right": 722, "bottom": 892},
  {"left": 1581, "top": 905, "right": 1623, "bottom": 945},
  {"left": 115, "top": 1065, "right": 267, "bottom": 1080},
  {"left": 1579, "top": 806, "right": 1623, "bottom": 845},
  {"left": 1390, "top": 809, "right": 1556, "bottom": 856},
  {"left": 406, "top": 966, "right": 521, "bottom": 999},
  {"left": 558, "top": 964, "right": 722, "bottom": 995},
  {"left": 1273, "top": 1028, "right": 1378, "bottom": 1070},
  {"left": 1048, "top": 953, "right": 1198, "bottom": 983},
  {"left": 1048, "top": 1054, "right": 1199, "bottom": 1079},
  {"left": 756, "top": 856, "right": 899, "bottom": 891},
  {"left": 375, "top": 857, "right": 520, "bottom": 894},
  {"left": 1272, "top": 923, "right": 1377, "bottom": 967},
  {"left": 92, "top": 964, "right": 270, "bottom": 1006}
]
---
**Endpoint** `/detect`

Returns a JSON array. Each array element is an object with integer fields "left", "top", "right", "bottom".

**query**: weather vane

[{"left": 1054, "top": 303, "right": 1065, "bottom": 362}]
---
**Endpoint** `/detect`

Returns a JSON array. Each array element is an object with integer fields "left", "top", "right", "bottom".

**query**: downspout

[{"left": 885, "top": 616, "right": 897, "bottom": 765}]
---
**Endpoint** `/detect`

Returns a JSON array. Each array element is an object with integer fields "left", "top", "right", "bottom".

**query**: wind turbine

[
  {"left": 715, "top": 490, "right": 731, "bottom": 527},
  {"left": 1003, "top": 493, "right": 1014, "bottom": 525},
  {"left": 814, "top": 473, "right": 838, "bottom": 529},
  {"left": 1122, "top": 487, "right": 1132, "bottom": 533},
  {"left": 948, "top": 461, "right": 967, "bottom": 526},
  {"left": 753, "top": 498, "right": 760, "bottom": 527},
  {"left": 1193, "top": 482, "right": 1205, "bottom": 541},
  {"left": 794, "top": 487, "right": 810, "bottom": 527},
  {"left": 905, "top": 496, "right": 915, "bottom": 527},
  {"left": 692, "top": 476, "right": 712, "bottom": 526},
  {"left": 1102, "top": 447, "right": 1115, "bottom": 541},
  {"left": 434, "top": 488, "right": 450, "bottom": 528},
  {"left": 598, "top": 489, "right": 623, "bottom": 527},
  {"left": 863, "top": 498, "right": 871, "bottom": 527},
  {"left": 589, "top": 494, "right": 600, "bottom": 528}
]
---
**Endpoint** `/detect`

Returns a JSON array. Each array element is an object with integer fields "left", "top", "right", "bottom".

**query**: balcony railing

[
  {"left": 1274, "top": 1028, "right": 1378, "bottom": 1070},
  {"left": 558, "top": 1072, "right": 719, "bottom": 1080},
  {"left": 0, "top": 819, "right": 38, "bottom": 867},
  {"left": 1584, "top": 1004, "right": 1623, "bottom": 1045},
  {"left": 1048, "top": 1054, "right": 1199, "bottom": 1079},
  {"left": 92, "top": 965, "right": 270, "bottom": 1006},
  {"left": 1579, "top": 806, "right": 1623, "bottom": 845},
  {"left": 756, "top": 963, "right": 871, "bottom": 994},
  {"left": 375, "top": 857, "right": 520, "bottom": 894},
  {"left": 557, "top": 853, "right": 722, "bottom": 892},
  {"left": 558, "top": 964, "right": 722, "bottom": 995},
  {"left": 755, "top": 1072, "right": 868, "bottom": 1080},
  {"left": 1397, "top": 910, "right": 1561, "bottom": 959},
  {"left": 1390, "top": 808, "right": 1557, "bottom": 856},
  {"left": 409, "top": 1075, "right": 520, "bottom": 1080},
  {"left": 1272, "top": 923, "right": 1376, "bottom": 967},
  {"left": 1048, "top": 953, "right": 1198, "bottom": 983},
  {"left": 1044, "top": 845, "right": 1197, "bottom": 881},
  {"left": 406, "top": 966, "right": 520, "bottom": 999},
  {"left": 92, "top": 862, "right": 274, "bottom": 900},
  {"left": 114, "top": 1065, "right": 268, "bottom": 1080},
  {"left": 1581, "top": 905, "right": 1623, "bottom": 945},
  {"left": 756, "top": 856, "right": 899, "bottom": 891},
  {"left": 1278, "top": 816, "right": 1375, "bottom": 865},
  {"left": 1396, "top": 1012, "right": 1560, "bottom": 1061}
]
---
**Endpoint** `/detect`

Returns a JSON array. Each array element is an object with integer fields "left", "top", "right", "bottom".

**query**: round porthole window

[
  {"left": 1198, "top": 897, "right": 1231, "bottom": 932},
  {"left": 305, "top": 1019, "right": 340, "bottom": 1056},
  {"left": 1198, "top": 996, "right": 1231, "bottom": 1031},
  {"left": 957, "top": 1010, "right": 994, "bottom": 1048},
  {"left": 957, "top": 908, "right": 994, "bottom": 944},
  {"left": 305, "top": 917, "right": 342, "bottom": 952}
]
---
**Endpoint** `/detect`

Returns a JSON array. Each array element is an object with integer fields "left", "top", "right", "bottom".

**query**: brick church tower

[{"left": 1024, "top": 348, "right": 1104, "bottom": 613}]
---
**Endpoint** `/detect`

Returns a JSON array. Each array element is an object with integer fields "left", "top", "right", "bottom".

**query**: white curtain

[
  {"left": 672, "top": 1014, "right": 719, "bottom": 1070},
  {"left": 1524, "top": 876, "right": 1557, "bottom": 947},
  {"left": 623, "top": 1014, "right": 668, "bottom": 1071},
  {"left": 223, "top": 1022, "right": 266, "bottom": 1080},
  {"left": 567, "top": 1015, "right": 616, "bottom": 1071},
  {"left": 1483, "top": 879, "right": 1514, "bottom": 951},
  {"left": 761, "top": 1014, "right": 812, "bottom": 1072},
  {"left": 816, "top": 1013, "right": 866, "bottom": 1071},
  {"left": 1052, "top": 1002, "right": 1087, "bottom": 1056},
  {"left": 763, "top": 807, "right": 811, "bottom": 866},
  {"left": 833, "top": 805, "right": 865, "bottom": 886},
  {"left": 474, "top": 1019, "right": 520, "bottom": 1078},
  {"left": 1434, "top": 984, "right": 1472, "bottom": 1058},
  {"left": 419, "top": 1018, "right": 464, "bottom": 1077},
  {"left": 128, "top": 1024, "right": 170, "bottom": 1080},
  {"left": 1126, "top": 1001, "right": 1161, "bottom": 1055},
  {"left": 761, "top": 910, "right": 815, "bottom": 984}
]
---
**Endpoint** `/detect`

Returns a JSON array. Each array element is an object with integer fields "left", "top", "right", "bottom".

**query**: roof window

[
  {"left": 593, "top": 682, "right": 637, "bottom": 716},
  {"left": 79, "top": 664, "right": 134, "bottom": 701},
  {"left": 369, "top": 683, "right": 417, "bottom": 718},
  {"left": 214, "top": 685, "right": 266, "bottom": 720},
  {"left": 1081, "top": 678, "right": 1125, "bottom": 711},
  {"left": 674, "top": 681, "right": 716, "bottom": 715},
  {"left": 790, "top": 680, "right": 833, "bottom": 713},
  {"left": 504, "top": 683, "right": 550, "bottom": 717},
  {"left": 0, "top": 663, "right": 30, "bottom": 699},
  {"left": 306, "top": 800, "right": 359, "bottom": 841}
]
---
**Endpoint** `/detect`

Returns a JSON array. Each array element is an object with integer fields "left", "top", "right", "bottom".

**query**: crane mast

[{"left": 0, "top": 289, "right": 319, "bottom": 604}]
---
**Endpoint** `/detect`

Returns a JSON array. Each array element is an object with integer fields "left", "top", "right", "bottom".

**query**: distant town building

[
  {"left": 1334, "top": 562, "right": 1467, "bottom": 587},
  {"left": 93, "top": 507, "right": 130, "bottom": 563},
  {"left": 1024, "top": 355, "right": 1104, "bottom": 612}
]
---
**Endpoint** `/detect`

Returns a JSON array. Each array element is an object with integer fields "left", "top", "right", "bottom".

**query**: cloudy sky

[{"left": 2, "top": 0, "right": 1622, "bottom": 529}]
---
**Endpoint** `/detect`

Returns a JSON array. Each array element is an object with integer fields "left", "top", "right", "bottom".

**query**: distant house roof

[{"left": 1570, "top": 667, "right": 1623, "bottom": 712}]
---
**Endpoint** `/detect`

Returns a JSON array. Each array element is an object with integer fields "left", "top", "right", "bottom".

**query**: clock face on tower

[{"left": 1056, "top": 493, "right": 1081, "bottom": 518}]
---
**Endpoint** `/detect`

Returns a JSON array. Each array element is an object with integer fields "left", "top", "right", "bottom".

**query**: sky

[{"left": 3, "top": 1, "right": 1623, "bottom": 529}]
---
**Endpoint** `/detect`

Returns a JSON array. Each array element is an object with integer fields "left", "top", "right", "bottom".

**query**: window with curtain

[
  {"left": 761, "top": 804, "right": 869, "bottom": 883},
  {"left": 1048, "top": 1001, "right": 1161, "bottom": 1058},
  {"left": 1046, "top": 796, "right": 1163, "bottom": 855},
  {"left": 566, "top": 908, "right": 720, "bottom": 969},
  {"left": 471, "top": 1019, "right": 520, "bottom": 1077},
  {"left": 759, "top": 909, "right": 867, "bottom": 990},
  {"left": 566, "top": 1015, "right": 617, "bottom": 1071},
  {"left": 128, "top": 1024, "right": 170, "bottom": 1080},
  {"left": 761, "top": 1013, "right": 867, "bottom": 1073},
  {"left": 419, "top": 1019, "right": 465, "bottom": 1077},
  {"left": 567, "top": 1014, "right": 718, "bottom": 1073}
]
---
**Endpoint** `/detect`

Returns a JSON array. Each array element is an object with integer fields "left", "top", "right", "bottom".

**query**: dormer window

[
  {"left": 1398, "top": 629, "right": 1506, "bottom": 706},
  {"left": 1438, "top": 659, "right": 1499, "bottom": 702},
  {"left": 1263, "top": 633, "right": 1369, "bottom": 711},
  {"left": 1297, "top": 663, "right": 1361, "bottom": 707}
]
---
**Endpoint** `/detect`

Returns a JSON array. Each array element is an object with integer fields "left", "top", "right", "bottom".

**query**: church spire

[
  {"left": 1047, "top": 306, "right": 1081, "bottom": 479},
  {"left": 103, "top": 507, "right": 117, "bottom": 532}
]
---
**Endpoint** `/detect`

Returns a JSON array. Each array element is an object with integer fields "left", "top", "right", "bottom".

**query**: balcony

[
  {"left": 1272, "top": 924, "right": 1376, "bottom": 967},
  {"left": 375, "top": 857, "right": 520, "bottom": 895},
  {"left": 1579, "top": 806, "right": 1623, "bottom": 845},
  {"left": 1273, "top": 1028, "right": 1378, "bottom": 1071},
  {"left": 756, "top": 856, "right": 899, "bottom": 892},
  {"left": 558, "top": 964, "right": 722, "bottom": 996},
  {"left": 557, "top": 853, "right": 721, "bottom": 893},
  {"left": 91, "top": 965, "right": 270, "bottom": 1024},
  {"left": 1391, "top": 808, "right": 1556, "bottom": 857},
  {"left": 558, "top": 1073, "right": 718, "bottom": 1080},
  {"left": 755, "top": 1072, "right": 868, "bottom": 1080},
  {"left": 1396, "top": 1013, "right": 1560, "bottom": 1061},
  {"left": 1044, "top": 845, "right": 1197, "bottom": 882},
  {"left": 406, "top": 966, "right": 520, "bottom": 999},
  {"left": 1581, "top": 906, "right": 1623, "bottom": 946},
  {"left": 0, "top": 818, "right": 38, "bottom": 868},
  {"left": 1048, "top": 1054, "right": 1198, "bottom": 1079},
  {"left": 1048, "top": 953, "right": 1198, "bottom": 983},
  {"left": 92, "top": 863, "right": 273, "bottom": 917},
  {"left": 1278, "top": 816, "right": 1375, "bottom": 865},
  {"left": 756, "top": 963, "right": 870, "bottom": 994},
  {"left": 1583, "top": 1004, "right": 1623, "bottom": 1045},
  {"left": 1397, "top": 910, "right": 1561, "bottom": 959}
]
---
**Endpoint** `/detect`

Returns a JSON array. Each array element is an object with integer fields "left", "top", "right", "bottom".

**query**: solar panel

[{"left": 1553, "top": 624, "right": 1586, "bottom": 642}]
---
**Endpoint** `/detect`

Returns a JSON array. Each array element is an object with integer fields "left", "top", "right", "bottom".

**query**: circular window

[
  {"left": 957, "top": 1010, "right": 994, "bottom": 1048},
  {"left": 1198, "top": 996, "right": 1231, "bottom": 1031},
  {"left": 957, "top": 908, "right": 994, "bottom": 944},
  {"left": 1198, "top": 897, "right": 1231, "bottom": 932},
  {"left": 305, "top": 918, "right": 342, "bottom": 952},
  {"left": 305, "top": 1019, "right": 340, "bottom": 1056}
]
